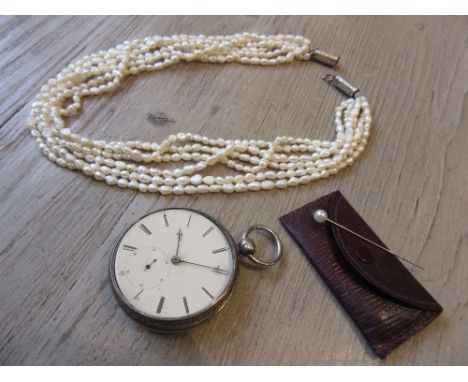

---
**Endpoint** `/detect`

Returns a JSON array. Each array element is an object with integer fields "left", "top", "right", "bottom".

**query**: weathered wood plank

[{"left": 0, "top": 15, "right": 467, "bottom": 365}]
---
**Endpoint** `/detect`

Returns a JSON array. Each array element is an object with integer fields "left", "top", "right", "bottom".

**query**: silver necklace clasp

[
  {"left": 322, "top": 74, "right": 360, "bottom": 99},
  {"left": 310, "top": 48, "right": 360, "bottom": 99},
  {"left": 310, "top": 48, "right": 340, "bottom": 68}
]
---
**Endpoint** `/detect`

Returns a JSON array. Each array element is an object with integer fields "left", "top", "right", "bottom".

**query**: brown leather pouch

[{"left": 279, "top": 191, "right": 442, "bottom": 358}]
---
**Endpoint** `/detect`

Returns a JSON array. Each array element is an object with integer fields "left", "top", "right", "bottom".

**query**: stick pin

[{"left": 313, "top": 209, "right": 424, "bottom": 270}]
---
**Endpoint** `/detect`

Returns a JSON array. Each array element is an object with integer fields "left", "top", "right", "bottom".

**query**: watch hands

[
  {"left": 170, "top": 228, "right": 228, "bottom": 274},
  {"left": 144, "top": 258, "right": 157, "bottom": 270},
  {"left": 172, "top": 257, "right": 229, "bottom": 275},
  {"left": 173, "top": 228, "right": 183, "bottom": 262}
]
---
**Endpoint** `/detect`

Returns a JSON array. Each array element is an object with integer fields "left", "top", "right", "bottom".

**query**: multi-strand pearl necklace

[{"left": 27, "top": 33, "right": 371, "bottom": 195}]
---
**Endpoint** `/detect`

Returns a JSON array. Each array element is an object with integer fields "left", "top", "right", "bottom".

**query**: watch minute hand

[{"left": 177, "top": 259, "right": 229, "bottom": 275}]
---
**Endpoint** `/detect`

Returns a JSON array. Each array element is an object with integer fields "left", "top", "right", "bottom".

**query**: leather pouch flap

[{"left": 328, "top": 191, "right": 441, "bottom": 311}]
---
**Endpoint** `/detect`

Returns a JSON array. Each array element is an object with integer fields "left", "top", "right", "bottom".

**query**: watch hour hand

[{"left": 173, "top": 228, "right": 183, "bottom": 262}]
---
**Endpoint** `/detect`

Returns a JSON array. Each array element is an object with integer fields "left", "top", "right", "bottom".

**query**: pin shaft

[{"left": 325, "top": 218, "right": 424, "bottom": 270}]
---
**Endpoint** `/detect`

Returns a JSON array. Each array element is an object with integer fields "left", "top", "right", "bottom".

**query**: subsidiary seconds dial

[{"left": 110, "top": 208, "right": 238, "bottom": 332}]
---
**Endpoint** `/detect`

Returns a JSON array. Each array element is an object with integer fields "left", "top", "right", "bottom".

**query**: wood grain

[{"left": 0, "top": 15, "right": 467, "bottom": 365}]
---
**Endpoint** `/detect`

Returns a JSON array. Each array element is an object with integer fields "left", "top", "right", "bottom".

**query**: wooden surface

[{"left": 0, "top": 15, "right": 467, "bottom": 365}]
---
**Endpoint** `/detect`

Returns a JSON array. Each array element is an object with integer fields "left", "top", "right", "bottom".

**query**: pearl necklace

[{"left": 27, "top": 33, "right": 371, "bottom": 195}]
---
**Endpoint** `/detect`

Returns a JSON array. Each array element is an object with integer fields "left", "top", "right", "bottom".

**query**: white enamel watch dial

[{"left": 110, "top": 208, "right": 238, "bottom": 332}]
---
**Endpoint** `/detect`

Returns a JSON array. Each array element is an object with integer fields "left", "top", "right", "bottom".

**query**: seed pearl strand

[{"left": 27, "top": 32, "right": 371, "bottom": 195}]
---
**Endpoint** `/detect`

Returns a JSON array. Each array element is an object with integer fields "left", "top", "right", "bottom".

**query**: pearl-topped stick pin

[{"left": 313, "top": 209, "right": 424, "bottom": 270}]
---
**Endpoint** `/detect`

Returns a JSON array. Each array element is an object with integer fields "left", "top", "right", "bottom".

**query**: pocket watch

[{"left": 109, "top": 207, "right": 282, "bottom": 333}]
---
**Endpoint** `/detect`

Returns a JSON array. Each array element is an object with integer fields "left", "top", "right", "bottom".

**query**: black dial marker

[
  {"left": 134, "top": 290, "right": 144, "bottom": 300},
  {"left": 187, "top": 214, "right": 192, "bottom": 228},
  {"left": 183, "top": 297, "right": 189, "bottom": 314},
  {"left": 202, "top": 287, "right": 214, "bottom": 299},
  {"left": 212, "top": 247, "right": 228, "bottom": 254},
  {"left": 163, "top": 213, "right": 169, "bottom": 227},
  {"left": 203, "top": 227, "right": 214, "bottom": 237},
  {"left": 156, "top": 296, "right": 165, "bottom": 314},
  {"left": 214, "top": 266, "right": 230, "bottom": 275},
  {"left": 139, "top": 223, "right": 152, "bottom": 235},
  {"left": 123, "top": 245, "right": 137, "bottom": 251}
]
